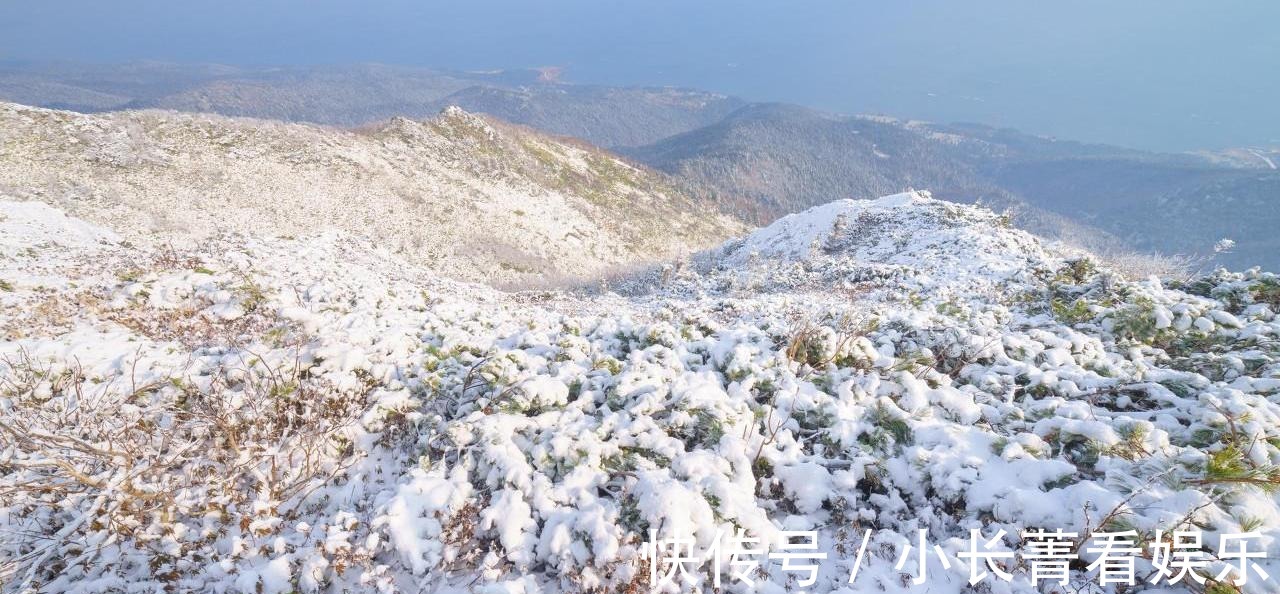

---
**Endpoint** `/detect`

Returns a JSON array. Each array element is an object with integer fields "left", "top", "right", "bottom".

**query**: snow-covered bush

[{"left": 3, "top": 192, "right": 1279, "bottom": 593}]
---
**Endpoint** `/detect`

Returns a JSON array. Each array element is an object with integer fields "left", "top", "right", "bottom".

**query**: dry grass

[{"left": 0, "top": 347, "right": 367, "bottom": 588}]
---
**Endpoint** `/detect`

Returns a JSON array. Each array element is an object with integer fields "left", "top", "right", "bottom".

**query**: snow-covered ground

[{"left": 3, "top": 192, "right": 1280, "bottom": 593}]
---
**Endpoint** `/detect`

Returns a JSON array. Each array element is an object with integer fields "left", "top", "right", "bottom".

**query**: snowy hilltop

[
  {"left": 703, "top": 190, "right": 1050, "bottom": 296},
  {"left": 2, "top": 190, "right": 1280, "bottom": 594}
]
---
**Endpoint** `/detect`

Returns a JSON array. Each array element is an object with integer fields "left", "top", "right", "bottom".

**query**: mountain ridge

[{"left": 0, "top": 100, "right": 743, "bottom": 286}]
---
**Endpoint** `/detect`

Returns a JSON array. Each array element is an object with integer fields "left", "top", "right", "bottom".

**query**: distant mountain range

[
  {"left": 2, "top": 60, "right": 1276, "bottom": 270},
  {"left": 622, "top": 104, "right": 1280, "bottom": 270},
  {"left": 0, "top": 61, "right": 740, "bottom": 148}
]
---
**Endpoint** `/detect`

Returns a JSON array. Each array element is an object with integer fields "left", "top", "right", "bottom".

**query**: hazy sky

[{"left": 2, "top": 1, "right": 1276, "bottom": 151}]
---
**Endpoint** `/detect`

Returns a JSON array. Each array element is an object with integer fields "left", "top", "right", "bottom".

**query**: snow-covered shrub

[
  {"left": 4, "top": 193, "right": 1280, "bottom": 593},
  {"left": 0, "top": 348, "right": 367, "bottom": 592}
]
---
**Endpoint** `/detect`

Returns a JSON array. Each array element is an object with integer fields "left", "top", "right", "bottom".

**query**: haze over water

[{"left": 2, "top": 0, "right": 1276, "bottom": 151}]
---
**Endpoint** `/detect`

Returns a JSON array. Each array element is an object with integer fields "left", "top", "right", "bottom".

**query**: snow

[
  {"left": 3, "top": 192, "right": 1280, "bottom": 594},
  {"left": 708, "top": 189, "right": 1048, "bottom": 299},
  {"left": 775, "top": 462, "right": 833, "bottom": 514},
  {"left": 727, "top": 191, "right": 929, "bottom": 262}
]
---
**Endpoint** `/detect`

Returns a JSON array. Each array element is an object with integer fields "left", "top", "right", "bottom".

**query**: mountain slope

[
  {"left": 628, "top": 104, "right": 1280, "bottom": 270},
  {"left": 0, "top": 101, "right": 742, "bottom": 285},
  {"left": 989, "top": 156, "right": 1280, "bottom": 269},
  {"left": 624, "top": 104, "right": 1002, "bottom": 216},
  {"left": 430, "top": 84, "right": 745, "bottom": 148}
]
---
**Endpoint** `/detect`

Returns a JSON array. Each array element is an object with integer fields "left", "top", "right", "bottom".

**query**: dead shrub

[{"left": 0, "top": 347, "right": 366, "bottom": 589}]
